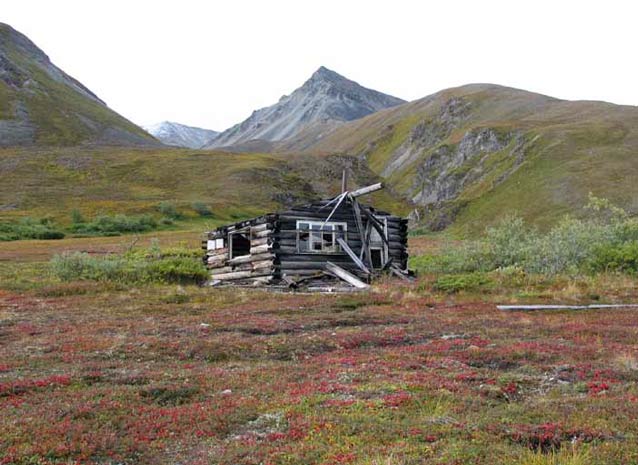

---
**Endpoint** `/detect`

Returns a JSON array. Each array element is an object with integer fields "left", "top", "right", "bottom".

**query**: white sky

[{"left": 3, "top": 0, "right": 637, "bottom": 131}]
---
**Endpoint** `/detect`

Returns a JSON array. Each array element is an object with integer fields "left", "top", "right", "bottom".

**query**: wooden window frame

[{"left": 296, "top": 220, "right": 348, "bottom": 254}]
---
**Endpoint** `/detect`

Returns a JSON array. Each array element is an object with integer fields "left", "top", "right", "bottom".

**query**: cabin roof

[{"left": 206, "top": 196, "right": 401, "bottom": 235}]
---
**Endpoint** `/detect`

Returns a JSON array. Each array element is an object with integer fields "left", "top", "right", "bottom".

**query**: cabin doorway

[
  {"left": 369, "top": 217, "right": 389, "bottom": 269},
  {"left": 370, "top": 248, "right": 384, "bottom": 268},
  {"left": 229, "top": 229, "right": 251, "bottom": 259}
]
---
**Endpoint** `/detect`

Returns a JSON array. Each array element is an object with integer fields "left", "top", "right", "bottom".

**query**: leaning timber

[{"left": 202, "top": 181, "right": 410, "bottom": 287}]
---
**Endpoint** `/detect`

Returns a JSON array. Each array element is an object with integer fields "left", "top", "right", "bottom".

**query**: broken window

[{"left": 297, "top": 221, "right": 347, "bottom": 253}]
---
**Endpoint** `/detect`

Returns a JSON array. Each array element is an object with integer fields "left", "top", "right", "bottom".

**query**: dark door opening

[
  {"left": 370, "top": 249, "right": 383, "bottom": 269},
  {"left": 229, "top": 231, "right": 251, "bottom": 258}
]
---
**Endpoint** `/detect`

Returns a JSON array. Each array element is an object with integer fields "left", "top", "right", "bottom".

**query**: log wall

[{"left": 202, "top": 200, "right": 409, "bottom": 284}]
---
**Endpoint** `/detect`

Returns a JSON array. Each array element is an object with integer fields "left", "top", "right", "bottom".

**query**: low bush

[
  {"left": 192, "top": 201, "right": 213, "bottom": 217},
  {"left": 157, "top": 201, "right": 182, "bottom": 219},
  {"left": 50, "top": 246, "right": 208, "bottom": 285},
  {"left": 413, "top": 195, "right": 638, "bottom": 277},
  {"left": 433, "top": 273, "right": 492, "bottom": 294},
  {"left": 0, "top": 217, "right": 65, "bottom": 241},
  {"left": 588, "top": 241, "right": 638, "bottom": 273},
  {"left": 69, "top": 214, "right": 158, "bottom": 236}
]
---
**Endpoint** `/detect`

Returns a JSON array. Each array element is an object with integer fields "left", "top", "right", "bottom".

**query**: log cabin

[{"left": 202, "top": 183, "right": 409, "bottom": 287}]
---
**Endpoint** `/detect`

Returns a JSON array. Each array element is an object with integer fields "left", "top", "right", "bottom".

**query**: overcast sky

[{"left": 4, "top": 0, "right": 637, "bottom": 131}]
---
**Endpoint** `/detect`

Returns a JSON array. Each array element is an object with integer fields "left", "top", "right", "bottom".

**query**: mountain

[
  {"left": 204, "top": 66, "right": 405, "bottom": 149},
  {"left": 288, "top": 83, "right": 638, "bottom": 233},
  {"left": 0, "top": 23, "right": 157, "bottom": 147},
  {"left": 144, "top": 121, "right": 218, "bottom": 148}
]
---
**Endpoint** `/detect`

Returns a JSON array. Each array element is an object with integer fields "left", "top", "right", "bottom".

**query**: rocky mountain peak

[{"left": 204, "top": 66, "right": 405, "bottom": 149}]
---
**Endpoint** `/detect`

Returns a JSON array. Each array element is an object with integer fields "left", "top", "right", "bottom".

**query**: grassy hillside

[
  {"left": 291, "top": 84, "right": 638, "bottom": 235},
  {"left": 0, "top": 146, "right": 410, "bottom": 233},
  {"left": 0, "top": 23, "right": 156, "bottom": 146}
]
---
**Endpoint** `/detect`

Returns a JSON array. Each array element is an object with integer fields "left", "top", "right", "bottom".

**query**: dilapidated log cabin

[{"left": 202, "top": 183, "right": 409, "bottom": 288}]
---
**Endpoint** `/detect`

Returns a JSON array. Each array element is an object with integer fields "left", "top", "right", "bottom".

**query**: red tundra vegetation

[{"left": 1, "top": 262, "right": 638, "bottom": 463}]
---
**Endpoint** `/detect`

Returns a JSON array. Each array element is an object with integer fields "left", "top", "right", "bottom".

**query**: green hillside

[
  {"left": 0, "top": 146, "right": 408, "bottom": 231},
  {"left": 290, "top": 84, "right": 638, "bottom": 235},
  {"left": 0, "top": 23, "right": 156, "bottom": 146}
]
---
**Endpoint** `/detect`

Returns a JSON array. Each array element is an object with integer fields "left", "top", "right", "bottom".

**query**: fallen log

[
  {"left": 497, "top": 304, "right": 638, "bottom": 311},
  {"left": 325, "top": 261, "right": 369, "bottom": 289}
]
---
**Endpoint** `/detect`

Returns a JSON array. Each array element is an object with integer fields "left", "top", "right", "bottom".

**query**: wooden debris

[
  {"left": 325, "top": 261, "right": 370, "bottom": 289},
  {"left": 337, "top": 237, "right": 370, "bottom": 275},
  {"left": 349, "top": 182, "right": 383, "bottom": 198},
  {"left": 498, "top": 304, "right": 638, "bottom": 311}
]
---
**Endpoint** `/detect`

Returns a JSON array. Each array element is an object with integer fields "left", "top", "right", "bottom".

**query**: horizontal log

[
  {"left": 252, "top": 229, "right": 273, "bottom": 239},
  {"left": 252, "top": 259, "right": 275, "bottom": 270},
  {"left": 250, "top": 244, "right": 275, "bottom": 255},
  {"left": 250, "top": 223, "right": 270, "bottom": 233},
  {"left": 206, "top": 247, "right": 228, "bottom": 256},
  {"left": 207, "top": 257, "right": 228, "bottom": 267},
  {"left": 228, "top": 252, "right": 275, "bottom": 265},
  {"left": 209, "top": 269, "right": 272, "bottom": 280},
  {"left": 279, "top": 269, "right": 333, "bottom": 277},
  {"left": 250, "top": 237, "right": 271, "bottom": 247}
]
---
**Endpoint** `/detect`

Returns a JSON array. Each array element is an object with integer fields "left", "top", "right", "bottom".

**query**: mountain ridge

[
  {"left": 283, "top": 82, "right": 638, "bottom": 233},
  {"left": 204, "top": 66, "right": 405, "bottom": 149},
  {"left": 0, "top": 22, "right": 157, "bottom": 147}
]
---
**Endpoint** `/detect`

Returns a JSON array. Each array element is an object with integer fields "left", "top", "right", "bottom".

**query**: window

[
  {"left": 206, "top": 238, "right": 225, "bottom": 251},
  {"left": 296, "top": 220, "right": 347, "bottom": 253}
]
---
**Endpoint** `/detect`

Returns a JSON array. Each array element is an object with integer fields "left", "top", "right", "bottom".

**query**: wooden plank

[
  {"left": 337, "top": 237, "right": 370, "bottom": 274},
  {"left": 325, "top": 261, "right": 370, "bottom": 289},
  {"left": 497, "top": 304, "right": 638, "bottom": 311},
  {"left": 351, "top": 197, "right": 372, "bottom": 268},
  {"left": 390, "top": 264, "right": 410, "bottom": 281},
  {"left": 349, "top": 182, "right": 383, "bottom": 198}
]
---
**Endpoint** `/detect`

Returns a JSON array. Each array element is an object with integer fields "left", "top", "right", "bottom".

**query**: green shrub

[
  {"left": 50, "top": 246, "right": 208, "bottom": 285},
  {"left": 588, "top": 241, "right": 638, "bottom": 273},
  {"left": 415, "top": 197, "right": 638, "bottom": 277},
  {"left": 192, "top": 202, "right": 213, "bottom": 217},
  {"left": 433, "top": 273, "right": 492, "bottom": 294},
  {"left": 0, "top": 217, "right": 65, "bottom": 241},
  {"left": 70, "top": 209, "right": 85, "bottom": 225},
  {"left": 157, "top": 201, "right": 182, "bottom": 219},
  {"left": 69, "top": 214, "right": 158, "bottom": 236}
]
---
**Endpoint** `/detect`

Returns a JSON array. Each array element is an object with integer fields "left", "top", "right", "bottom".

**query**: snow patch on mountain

[{"left": 144, "top": 121, "right": 219, "bottom": 148}]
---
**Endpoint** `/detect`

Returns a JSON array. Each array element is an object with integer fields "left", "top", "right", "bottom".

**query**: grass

[
  {"left": 2, "top": 232, "right": 638, "bottom": 463},
  {"left": 0, "top": 146, "right": 410, "bottom": 236},
  {"left": 299, "top": 83, "right": 638, "bottom": 235}
]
